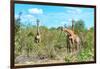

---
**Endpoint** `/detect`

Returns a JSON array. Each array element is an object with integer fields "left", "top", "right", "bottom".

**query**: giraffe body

[
  {"left": 62, "top": 28, "right": 81, "bottom": 52},
  {"left": 34, "top": 33, "right": 41, "bottom": 43}
]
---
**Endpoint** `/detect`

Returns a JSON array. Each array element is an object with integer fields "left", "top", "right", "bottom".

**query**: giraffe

[
  {"left": 34, "top": 19, "right": 41, "bottom": 43},
  {"left": 61, "top": 27, "right": 81, "bottom": 52}
]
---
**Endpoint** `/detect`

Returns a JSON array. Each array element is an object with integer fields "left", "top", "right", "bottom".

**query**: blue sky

[{"left": 15, "top": 3, "right": 94, "bottom": 29}]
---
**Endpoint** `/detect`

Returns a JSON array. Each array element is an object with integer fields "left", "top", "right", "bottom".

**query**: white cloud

[
  {"left": 25, "top": 14, "right": 35, "bottom": 19},
  {"left": 19, "top": 14, "right": 36, "bottom": 26},
  {"left": 28, "top": 8, "right": 43, "bottom": 14},
  {"left": 60, "top": 18, "right": 80, "bottom": 27},
  {"left": 20, "top": 14, "right": 42, "bottom": 26},
  {"left": 64, "top": 7, "right": 82, "bottom": 14}
]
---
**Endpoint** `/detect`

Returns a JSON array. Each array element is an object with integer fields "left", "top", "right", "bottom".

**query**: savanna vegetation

[{"left": 15, "top": 17, "right": 95, "bottom": 65}]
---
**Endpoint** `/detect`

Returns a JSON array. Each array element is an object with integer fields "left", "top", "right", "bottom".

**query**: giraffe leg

[
  {"left": 75, "top": 43, "right": 77, "bottom": 51},
  {"left": 67, "top": 40, "right": 69, "bottom": 53},
  {"left": 69, "top": 39, "right": 73, "bottom": 53},
  {"left": 67, "top": 39, "right": 70, "bottom": 53},
  {"left": 66, "top": 36, "right": 70, "bottom": 53}
]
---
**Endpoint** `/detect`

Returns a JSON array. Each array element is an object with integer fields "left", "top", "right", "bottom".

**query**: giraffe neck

[
  {"left": 63, "top": 29, "right": 74, "bottom": 35},
  {"left": 37, "top": 19, "right": 40, "bottom": 35},
  {"left": 37, "top": 26, "right": 39, "bottom": 34}
]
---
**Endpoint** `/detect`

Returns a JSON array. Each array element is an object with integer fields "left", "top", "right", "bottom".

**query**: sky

[{"left": 15, "top": 3, "right": 94, "bottom": 29}]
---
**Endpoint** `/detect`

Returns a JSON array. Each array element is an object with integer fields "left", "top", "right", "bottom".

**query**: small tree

[
  {"left": 74, "top": 20, "right": 85, "bottom": 34},
  {"left": 15, "top": 12, "right": 22, "bottom": 33}
]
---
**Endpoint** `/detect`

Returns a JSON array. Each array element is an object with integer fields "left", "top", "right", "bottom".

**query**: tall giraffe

[
  {"left": 34, "top": 19, "right": 41, "bottom": 43},
  {"left": 62, "top": 27, "right": 81, "bottom": 52}
]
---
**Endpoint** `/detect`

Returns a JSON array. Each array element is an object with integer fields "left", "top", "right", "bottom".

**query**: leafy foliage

[{"left": 15, "top": 19, "right": 95, "bottom": 64}]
